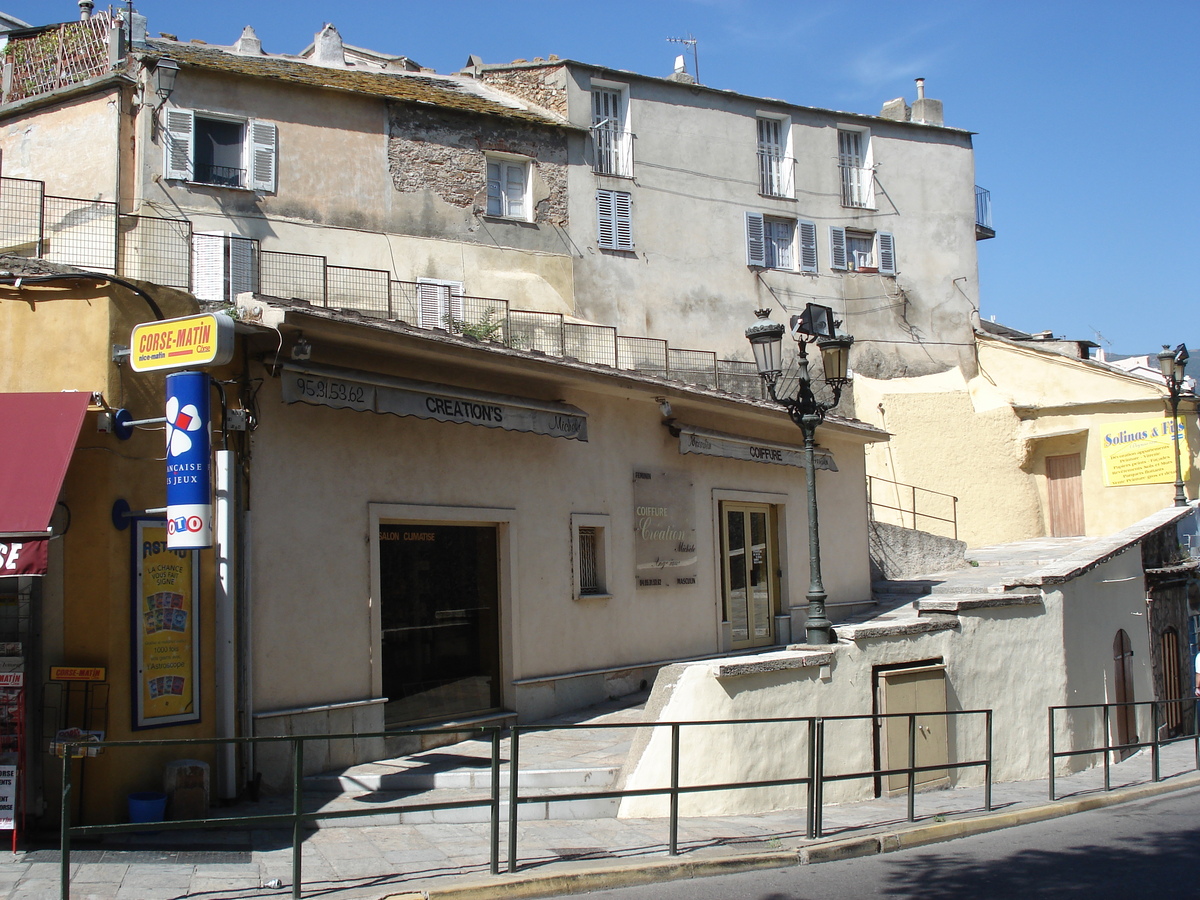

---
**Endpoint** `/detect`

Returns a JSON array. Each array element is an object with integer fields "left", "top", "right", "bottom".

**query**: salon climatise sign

[
  {"left": 132, "top": 519, "right": 200, "bottom": 728},
  {"left": 1101, "top": 416, "right": 1192, "bottom": 487},
  {"left": 632, "top": 469, "right": 697, "bottom": 589}
]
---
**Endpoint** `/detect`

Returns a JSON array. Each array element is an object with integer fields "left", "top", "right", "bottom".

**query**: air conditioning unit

[{"left": 192, "top": 233, "right": 259, "bottom": 304}]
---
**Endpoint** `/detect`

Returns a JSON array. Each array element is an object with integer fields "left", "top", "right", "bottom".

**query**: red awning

[{"left": 0, "top": 392, "right": 90, "bottom": 576}]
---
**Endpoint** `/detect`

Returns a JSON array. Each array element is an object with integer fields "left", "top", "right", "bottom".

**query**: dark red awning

[{"left": 0, "top": 392, "right": 89, "bottom": 576}]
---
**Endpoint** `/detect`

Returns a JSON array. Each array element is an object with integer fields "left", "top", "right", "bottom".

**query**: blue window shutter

[
  {"left": 798, "top": 220, "right": 818, "bottom": 272},
  {"left": 878, "top": 232, "right": 896, "bottom": 275},
  {"left": 829, "top": 226, "right": 847, "bottom": 270},
  {"left": 745, "top": 213, "right": 766, "bottom": 267},
  {"left": 613, "top": 190, "right": 633, "bottom": 249},
  {"left": 596, "top": 189, "right": 615, "bottom": 248}
]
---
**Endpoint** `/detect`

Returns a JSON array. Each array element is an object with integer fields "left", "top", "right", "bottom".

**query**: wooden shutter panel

[
  {"left": 798, "top": 220, "right": 818, "bottom": 272},
  {"left": 745, "top": 212, "right": 766, "bottom": 267},
  {"left": 417, "top": 280, "right": 446, "bottom": 328},
  {"left": 596, "top": 189, "right": 615, "bottom": 248},
  {"left": 829, "top": 226, "right": 847, "bottom": 270},
  {"left": 877, "top": 231, "right": 896, "bottom": 275},
  {"left": 447, "top": 280, "right": 465, "bottom": 321},
  {"left": 506, "top": 163, "right": 526, "bottom": 218},
  {"left": 613, "top": 190, "right": 633, "bottom": 250},
  {"left": 191, "top": 233, "right": 225, "bottom": 303},
  {"left": 227, "top": 236, "right": 258, "bottom": 299},
  {"left": 249, "top": 120, "right": 277, "bottom": 193},
  {"left": 164, "top": 108, "right": 194, "bottom": 181}
]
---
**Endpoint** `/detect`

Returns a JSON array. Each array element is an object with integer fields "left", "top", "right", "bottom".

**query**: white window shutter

[
  {"left": 799, "top": 220, "right": 818, "bottom": 272},
  {"left": 877, "top": 232, "right": 896, "bottom": 275},
  {"left": 505, "top": 164, "right": 526, "bottom": 218},
  {"left": 829, "top": 226, "right": 847, "bottom": 270},
  {"left": 596, "top": 189, "right": 615, "bottom": 248},
  {"left": 745, "top": 213, "right": 766, "bottom": 267},
  {"left": 191, "top": 233, "right": 224, "bottom": 303},
  {"left": 164, "top": 108, "right": 194, "bottom": 181},
  {"left": 228, "top": 236, "right": 258, "bottom": 299},
  {"left": 614, "top": 190, "right": 633, "bottom": 249},
  {"left": 417, "top": 280, "right": 446, "bottom": 328},
  {"left": 249, "top": 120, "right": 277, "bottom": 193},
  {"left": 448, "top": 280, "right": 465, "bottom": 321}
]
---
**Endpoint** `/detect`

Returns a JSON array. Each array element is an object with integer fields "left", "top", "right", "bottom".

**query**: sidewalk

[{"left": 4, "top": 731, "right": 1198, "bottom": 900}]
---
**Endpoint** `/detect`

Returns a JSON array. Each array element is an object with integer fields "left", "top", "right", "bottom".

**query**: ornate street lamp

[
  {"left": 746, "top": 305, "right": 853, "bottom": 645},
  {"left": 1157, "top": 343, "right": 1190, "bottom": 507}
]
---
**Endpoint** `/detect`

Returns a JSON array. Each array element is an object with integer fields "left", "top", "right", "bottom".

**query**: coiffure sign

[{"left": 164, "top": 371, "right": 212, "bottom": 549}]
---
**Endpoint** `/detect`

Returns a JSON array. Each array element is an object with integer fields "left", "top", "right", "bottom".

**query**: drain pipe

[{"left": 214, "top": 449, "right": 238, "bottom": 800}]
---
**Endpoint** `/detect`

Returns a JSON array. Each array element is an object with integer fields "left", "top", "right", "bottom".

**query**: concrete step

[{"left": 305, "top": 764, "right": 620, "bottom": 793}]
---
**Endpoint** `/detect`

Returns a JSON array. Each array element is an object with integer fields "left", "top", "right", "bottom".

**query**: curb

[{"left": 386, "top": 771, "right": 1200, "bottom": 900}]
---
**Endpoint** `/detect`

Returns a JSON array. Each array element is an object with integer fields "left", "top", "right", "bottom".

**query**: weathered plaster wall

[
  {"left": 619, "top": 550, "right": 1147, "bottom": 817},
  {"left": 243, "top": 352, "right": 876, "bottom": 734},
  {"left": 0, "top": 91, "right": 120, "bottom": 200}
]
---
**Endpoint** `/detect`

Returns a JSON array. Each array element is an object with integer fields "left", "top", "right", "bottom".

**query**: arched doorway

[{"left": 1113, "top": 629, "right": 1137, "bottom": 760}]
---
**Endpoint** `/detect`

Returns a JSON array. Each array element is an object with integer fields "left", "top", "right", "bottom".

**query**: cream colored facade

[{"left": 859, "top": 331, "right": 1197, "bottom": 547}]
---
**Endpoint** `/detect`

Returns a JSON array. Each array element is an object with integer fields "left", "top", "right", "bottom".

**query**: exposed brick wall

[
  {"left": 387, "top": 104, "right": 568, "bottom": 227},
  {"left": 478, "top": 66, "right": 568, "bottom": 119}
]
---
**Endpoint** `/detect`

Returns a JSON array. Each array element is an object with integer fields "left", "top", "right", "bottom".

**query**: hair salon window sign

[{"left": 633, "top": 469, "right": 697, "bottom": 588}]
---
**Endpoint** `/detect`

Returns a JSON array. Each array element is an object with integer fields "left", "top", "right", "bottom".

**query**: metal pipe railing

[{"left": 1048, "top": 698, "right": 1200, "bottom": 800}]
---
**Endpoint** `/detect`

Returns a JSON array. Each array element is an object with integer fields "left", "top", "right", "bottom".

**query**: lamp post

[
  {"left": 1157, "top": 343, "right": 1190, "bottom": 507},
  {"left": 746, "top": 306, "right": 853, "bottom": 645}
]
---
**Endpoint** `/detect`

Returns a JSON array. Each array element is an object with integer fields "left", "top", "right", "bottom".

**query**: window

[
  {"left": 829, "top": 226, "right": 895, "bottom": 275},
  {"left": 192, "top": 233, "right": 258, "bottom": 303},
  {"left": 485, "top": 156, "right": 530, "bottom": 220},
  {"left": 596, "top": 189, "right": 633, "bottom": 250},
  {"left": 164, "top": 108, "right": 277, "bottom": 191},
  {"left": 571, "top": 514, "right": 610, "bottom": 599},
  {"left": 417, "top": 278, "right": 465, "bottom": 329},
  {"left": 746, "top": 213, "right": 817, "bottom": 272},
  {"left": 756, "top": 116, "right": 792, "bottom": 198},
  {"left": 592, "top": 84, "right": 632, "bottom": 176},
  {"left": 837, "top": 127, "right": 873, "bottom": 208}
]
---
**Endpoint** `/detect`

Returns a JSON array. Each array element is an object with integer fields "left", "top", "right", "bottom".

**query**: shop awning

[
  {"left": 676, "top": 424, "right": 837, "bottom": 472},
  {"left": 282, "top": 363, "right": 588, "bottom": 441},
  {"left": 0, "top": 392, "right": 90, "bottom": 576}
]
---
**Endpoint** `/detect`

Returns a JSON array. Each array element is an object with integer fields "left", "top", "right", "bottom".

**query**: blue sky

[{"left": 9, "top": 1, "right": 1198, "bottom": 358}]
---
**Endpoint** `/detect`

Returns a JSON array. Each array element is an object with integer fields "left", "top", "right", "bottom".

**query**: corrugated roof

[{"left": 144, "top": 40, "right": 571, "bottom": 129}]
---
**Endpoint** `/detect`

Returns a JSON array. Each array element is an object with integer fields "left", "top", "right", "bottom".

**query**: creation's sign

[
  {"left": 129, "top": 313, "right": 234, "bottom": 372},
  {"left": 133, "top": 520, "right": 200, "bottom": 728},
  {"left": 677, "top": 425, "right": 837, "bottom": 472},
  {"left": 282, "top": 363, "right": 589, "bottom": 441},
  {"left": 632, "top": 469, "right": 697, "bottom": 588},
  {"left": 1101, "top": 416, "right": 1193, "bottom": 487}
]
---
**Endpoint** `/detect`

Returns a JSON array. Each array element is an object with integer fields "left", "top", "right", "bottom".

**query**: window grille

[{"left": 578, "top": 527, "right": 601, "bottom": 594}]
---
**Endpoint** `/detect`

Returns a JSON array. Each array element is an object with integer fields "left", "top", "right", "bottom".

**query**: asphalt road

[{"left": 581, "top": 786, "right": 1200, "bottom": 899}]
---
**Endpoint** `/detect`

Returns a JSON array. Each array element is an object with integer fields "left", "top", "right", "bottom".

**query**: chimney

[
  {"left": 666, "top": 53, "right": 695, "bottom": 84},
  {"left": 78, "top": 0, "right": 94, "bottom": 20},
  {"left": 910, "top": 76, "right": 943, "bottom": 126},
  {"left": 233, "top": 25, "right": 263, "bottom": 56},
  {"left": 311, "top": 23, "right": 346, "bottom": 68}
]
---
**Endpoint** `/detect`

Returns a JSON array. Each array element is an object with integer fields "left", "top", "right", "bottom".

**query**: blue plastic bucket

[{"left": 128, "top": 791, "right": 167, "bottom": 824}]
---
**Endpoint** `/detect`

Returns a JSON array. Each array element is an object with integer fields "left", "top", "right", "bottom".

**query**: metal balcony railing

[
  {"left": 591, "top": 124, "right": 633, "bottom": 177},
  {"left": 757, "top": 150, "right": 794, "bottom": 198},
  {"left": 193, "top": 164, "right": 246, "bottom": 189},
  {"left": 975, "top": 185, "right": 995, "bottom": 239},
  {"left": 839, "top": 163, "right": 873, "bottom": 208},
  {"left": 867, "top": 475, "right": 959, "bottom": 540}
]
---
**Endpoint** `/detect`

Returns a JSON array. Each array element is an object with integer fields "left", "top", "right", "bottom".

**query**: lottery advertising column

[{"left": 164, "top": 371, "right": 212, "bottom": 550}]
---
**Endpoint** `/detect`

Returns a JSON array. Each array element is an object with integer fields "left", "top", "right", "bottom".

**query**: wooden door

[
  {"left": 877, "top": 664, "right": 950, "bottom": 795},
  {"left": 1113, "top": 629, "right": 1137, "bottom": 760},
  {"left": 1047, "top": 453, "right": 1085, "bottom": 537}
]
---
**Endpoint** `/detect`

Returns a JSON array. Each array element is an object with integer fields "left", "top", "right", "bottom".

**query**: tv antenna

[{"left": 666, "top": 34, "right": 699, "bottom": 84}]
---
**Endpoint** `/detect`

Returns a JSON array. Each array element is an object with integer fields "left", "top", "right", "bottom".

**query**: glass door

[
  {"left": 721, "top": 503, "right": 778, "bottom": 649},
  {"left": 378, "top": 523, "right": 501, "bottom": 726}
]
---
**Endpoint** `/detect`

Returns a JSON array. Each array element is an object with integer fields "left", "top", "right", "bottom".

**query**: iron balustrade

[
  {"left": 591, "top": 125, "right": 633, "bottom": 177},
  {"left": 867, "top": 474, "right": 959, "bottom": 540},
  {"left": 975, "top": 186, "right": 993, "bottom": 232},
  {"left": 192, "top": 164, "right": 246, "bottom": 189},
  {"left": 54, "top": 708, "right": 993, "bottom": 897},
  {"left": 757, "top": 151, "right": 795, "bottom": 198},
  {"left": 839, "top": 164, "right": 873, "bottom": 208},
  {"left": 1048, "top": 699, "right": 1200, "bottom": 801}
]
